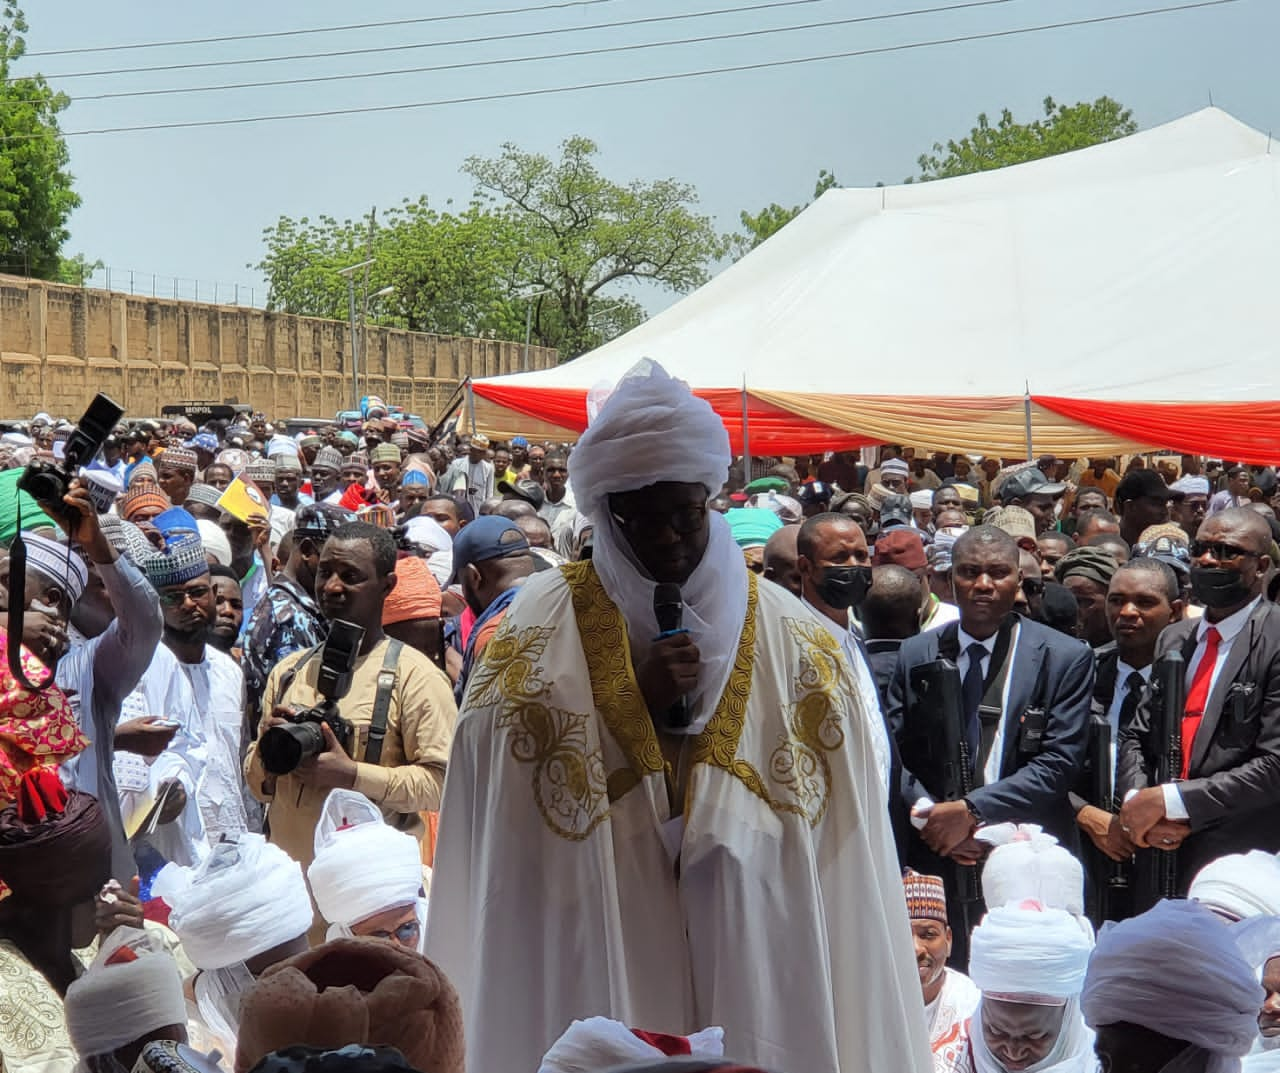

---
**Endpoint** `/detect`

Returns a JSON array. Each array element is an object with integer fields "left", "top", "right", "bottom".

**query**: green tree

[
  {"left": 463, "top": 136, "right": 726, "bottom": 359},
  {"left": 913, "top": 96, "right": 1137, "bottom": 181},
  {"left": 0, "top": 4, "right": 80, "bottom": 279},
  {"left": 732, "top": 168, "right": 837, "bottom": 258}
]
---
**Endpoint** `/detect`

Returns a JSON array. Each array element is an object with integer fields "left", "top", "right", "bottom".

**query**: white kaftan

[{"left": 425, "top": 562, "right": 930, "bottom": 1073}]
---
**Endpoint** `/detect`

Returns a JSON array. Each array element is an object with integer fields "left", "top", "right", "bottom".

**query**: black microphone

[{"left": 653, "top": 582, "right": 691, "bottom": 729}]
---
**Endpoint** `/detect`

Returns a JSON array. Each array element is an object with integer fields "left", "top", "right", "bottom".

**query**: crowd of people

[{"left": 2, "top": 362, "right": 1280, "bottom": 1073}]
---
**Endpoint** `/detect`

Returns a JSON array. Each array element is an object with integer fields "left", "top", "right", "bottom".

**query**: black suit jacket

[
  {"left": 887, "top": 616, "right": 1094, "bottom": 852},
  {"left": 1117, "top": 600, "right": 1280, "bottom": 885}
]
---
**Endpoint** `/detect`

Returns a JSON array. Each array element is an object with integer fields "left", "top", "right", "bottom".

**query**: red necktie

[{"left": 1181, "top": 626, "right": 1222, "bottom": 777}]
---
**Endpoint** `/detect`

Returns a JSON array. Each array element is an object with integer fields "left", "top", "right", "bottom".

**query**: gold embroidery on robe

[
  {"left": 469, "top": 618, "right": 610, "bottom": 841},
  {"left": 0, "top": 941, "right": 70, "bottom": 1061}
]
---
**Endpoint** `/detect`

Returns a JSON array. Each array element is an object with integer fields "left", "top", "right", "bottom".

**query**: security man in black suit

[
  {"left": 887, "top": 525, "right": 1093, "bottom": 964},
  {"left": 1118, "top": 507, "right": 1280, "bottom": 898},
  {"left": 1069, "top": 557, "right": 1183, "bottom": 924}
]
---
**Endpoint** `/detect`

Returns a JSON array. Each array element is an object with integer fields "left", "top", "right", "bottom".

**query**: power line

[
  {"left": 0, "top": 0, "right": 1243, "bottom": 141},
  {"left": 25, "top": 0, "right": 626, "bottom": 57},
  {"left": 26, "top": 0, "right": 835, "bottom": 82},
  {"left": 30, "top": 0, "right": 1031, "bottom": 106}
]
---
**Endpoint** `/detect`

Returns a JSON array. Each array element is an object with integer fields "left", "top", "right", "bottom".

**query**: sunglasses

[
  {"left": 608, "top": 502, "right": 707, "bottom": 537},
  {"left": 364, "top": 919, "right": 421, "bottom": 945},
  {"left": 1189, "top": 540, "right": 1259, "bottom": 563},
  {"left": 159, "top": 585, "right": 211, "bottom": 607}
]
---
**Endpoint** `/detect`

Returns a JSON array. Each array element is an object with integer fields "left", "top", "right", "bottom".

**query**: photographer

[{"left": 243, "top": 522, "right": 457, "bottom": 870}]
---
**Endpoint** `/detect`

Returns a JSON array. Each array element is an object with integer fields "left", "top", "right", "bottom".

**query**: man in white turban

[
  {"left": 307, "top": 789, "right": 428, "bottom": 950},
  {"left": 981, "top": 824, "right": 1089, "bottom": 925},
  {"left": 1190, "top": 851, "right": 1280, "bottom": 923},
  {"left": 64, "top": 927, "right": 190, "bottom": 1073},
  {"left": 1084, "top": 900, "right": 1269, "bottom": 1073},
  {"left": 967, "top": 904, "right": 1097, "bottom": 1073},
  {"left": 425, "top": 360, "right": 929, "bottom": 1073},
  {"left": 152, "top": 834, "right": 313, "bottom": 1063}
]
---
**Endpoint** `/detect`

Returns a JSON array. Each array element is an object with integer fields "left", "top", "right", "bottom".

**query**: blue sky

[{"left": 21, "top": 0, "right": 1279, "bottom": 309}]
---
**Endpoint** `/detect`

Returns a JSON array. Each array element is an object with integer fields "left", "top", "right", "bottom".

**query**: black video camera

[
  {"left": 258, "top": 620, "right": 365, "bottom": 776},
  {"left": 18, "top": 393, "right": 124, "bottom": 516}
]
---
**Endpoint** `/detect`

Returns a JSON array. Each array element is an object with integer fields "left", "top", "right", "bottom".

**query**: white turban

[
  {"left": 197, "top": 519, "right": 233, "bottom": 567},
  {"left": 64, "top": 927, "right": 187, "bottom": 1059},
  {"left": 979, "top": 824, "right": 1087, "bottom": 921},
  {"left": 569, "top": 358, "right": 730, "bottom": 520},
  {"left": 1083, "top": 900, "right": 1265, "bottom": 1071},
  {"left": 970, "top": 904, "right": 1093, "bottom": 1001},
  {"left": 20, "top": 532, "right": 88, "bottom": 603},
  {"left": 566, "top": 360, "right": 747, "bottom": 733},
  {"left": 308, "top": 790, "right": 424, "bottom": 931},
  {"left": 403, "top": 515, "right": 452, "bottom": 554},
  {"left": 539, "top": 1017, "right": 724, "bottom": 1073},
  {"left": 1190, "top": 851, "right": 1280, "bottom": 921},
  {"left": 155, "top": 833, "right": 314, "bottom": 971}
]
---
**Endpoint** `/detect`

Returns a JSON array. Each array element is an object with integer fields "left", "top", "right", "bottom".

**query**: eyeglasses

[
  {"left": 365, "top": 919, "right": 421, "bottom": 945},
  {"left": 608, "top": 502, "right": 707, "bottom": 537},
  {"left": 1189, "top": 540, "right": 1259, "bottom": 563},
  {"left": 159, "top": 585, "right": 211, "bottom": 607}
]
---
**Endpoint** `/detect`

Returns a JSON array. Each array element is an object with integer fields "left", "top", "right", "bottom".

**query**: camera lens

[{"left": 258, "top": 721, "right": 325, "bottom": 776}]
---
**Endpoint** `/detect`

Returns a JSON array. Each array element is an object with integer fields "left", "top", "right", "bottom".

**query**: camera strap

[{"left": 365, "top": 639, "right": 403, "bottom": 766}]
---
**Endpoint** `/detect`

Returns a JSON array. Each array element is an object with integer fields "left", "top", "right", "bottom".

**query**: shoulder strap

[
  {"left": 275, "top": 643, "right": 323, "bottom": 707},
  {"left": 365, "top": 639, "right": 404, "bottom": 766}
]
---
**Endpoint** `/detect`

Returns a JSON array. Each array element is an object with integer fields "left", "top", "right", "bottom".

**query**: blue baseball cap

[
  {"left": 510, "top": 436, "right": 529, "bottom": 448},
  {"left": 450, "top": 515, "right": 530, "bottom": 585}
]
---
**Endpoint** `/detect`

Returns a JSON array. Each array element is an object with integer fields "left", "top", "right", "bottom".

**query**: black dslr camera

[
  {"left": 18, "top": 393, "right": 124, "bottom": 516},
  {"left": 258, "top": 620, "right": 365, "bottom": 776}
]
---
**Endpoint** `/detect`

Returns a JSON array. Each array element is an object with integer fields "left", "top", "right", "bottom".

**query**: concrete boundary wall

[{"left": 0, "top": 274, "right": 556, "bottom": 421}]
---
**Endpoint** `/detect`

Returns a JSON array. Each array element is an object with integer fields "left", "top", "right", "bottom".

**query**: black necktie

[
  {"left": 962, "top": 642, "right": 987, "bottom": 763},
  {"left": 1118, "top": 670, "right": 1145, "bottom": 731}
]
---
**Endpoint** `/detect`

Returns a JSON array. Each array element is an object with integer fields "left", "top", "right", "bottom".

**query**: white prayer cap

[
  {"left": 196, "top": 519, "right": 233, "bottom": 567},
  {"left": 308, "top": 790, "right": 423, "bottom": 930},
  {"left": 403, "top": 515, "right": 453, "bottom": 554},
  {"left": 155, "top": 833, "right": 313, "bottom": 971},
  {"left": 539, "top": 1017, "right": 724, "bottom": 1073},
  {"left": 1171, "top": 475, "right": 1211, "bottom": 498},
  {"left": 910, "top": 489, "right": 934, "bottom": 510},
  {"left": 969, "top": 904, "right": 1093, "bottom": 1003},
  {"left": 64, "top": 927, "right": 187, "bottom": 1059},
  {"left": 1082, "top": 900, "right": 1263, "bottom": 1060},
  {"left": 568, "top": 359, "right": 730, "bottom": 521},
  {"left": 265, "top": 435, "right": 301, "bottom": 459},
  {"left": 1189, "top": 851, "right": 1280, "bottom": 921},
  {"left": 979, "top": 824, "right": 1086, "bottom": 920},
  {"left": 20, "top": 532, "right": 88, "bottom": 603}
]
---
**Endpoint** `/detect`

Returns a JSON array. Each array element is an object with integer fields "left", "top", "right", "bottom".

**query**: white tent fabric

[{"left": 481, "top": 108, "right": 1275, "bottom": 402}]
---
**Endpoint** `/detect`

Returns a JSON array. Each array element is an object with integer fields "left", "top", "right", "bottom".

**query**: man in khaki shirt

[{"left": 244, "top": 522, "right": 456, "bottom": 868}]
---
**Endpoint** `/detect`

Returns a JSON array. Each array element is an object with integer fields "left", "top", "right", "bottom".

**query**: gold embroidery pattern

[
  {"left": 563, "top": 562, "right": 665, "bottom": 783},
  {"left": 0, "top": 942, "right": 67, "bottom": 1057},
  {"left": 767, "top": 618, "right": 847, "bottom": 825},
  {"left": 469, "top": 615, "right": 610, "bottom": 841}
]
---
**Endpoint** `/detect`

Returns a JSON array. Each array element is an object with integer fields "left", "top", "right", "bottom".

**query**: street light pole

[{"left": 337, "top": 259, "right": 375, "bottom": 410}]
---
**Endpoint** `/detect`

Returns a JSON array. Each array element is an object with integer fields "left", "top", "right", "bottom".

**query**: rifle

[
  {"left": 1135, "top": 650, "right": 1187, "bottom": 907},
  {"left": 909, "top": 658, "right": 981, "bottom": 934},
  {"left": 1089, "top": 715, "right": 1127, "bottom": 922}
]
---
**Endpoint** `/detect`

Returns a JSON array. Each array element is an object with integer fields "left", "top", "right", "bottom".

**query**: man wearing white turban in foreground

[
  {"left": 307, "top": 788, "right": 429, "bottom": 950},
  {"left": 1083, "top": 899, "right": 1272, "bottom": 1073},
  {"left": 152, "top": 834, "right": 313, "bottom": 1064},
  {"left": 425, "top": 360, "right": 929, "bottom": 1073},
  {"left": 966, "top": 904, "right": 1097, "bottom": 1073}
]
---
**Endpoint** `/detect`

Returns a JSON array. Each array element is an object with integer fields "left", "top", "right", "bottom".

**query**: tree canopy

[
  {"left": 256, "top": 137, "right": 724, "bottom": 360},
  {"left": 913, "top": 96, "right": 1137, "bottom": 181},
  {"left": 0, "top": 4, "right": 80, "bottom": 279}
]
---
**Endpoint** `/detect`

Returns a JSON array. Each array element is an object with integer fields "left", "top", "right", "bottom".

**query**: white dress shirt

[
  {"left": 1163, "top": 597, "right": 1260, "bottom": 819},
  {"left": 956, "top": 621, "right": 1020, "bottom": 787}
]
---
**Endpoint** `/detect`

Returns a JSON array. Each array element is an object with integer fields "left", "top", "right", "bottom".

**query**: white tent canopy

[{"left": 474, "top": 109, "right": 1280, "bottom": 458}]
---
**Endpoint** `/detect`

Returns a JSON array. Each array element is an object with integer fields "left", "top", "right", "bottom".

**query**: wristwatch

[{"left": 963, "top": 797, "right": 984, "bottom": 826}]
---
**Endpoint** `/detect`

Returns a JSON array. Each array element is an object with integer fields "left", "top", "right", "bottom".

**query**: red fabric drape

[
  {"left": 470, "top": 382, "right": 872, "bottom": 454},
  {"left": 1034, "top": 397, "right": 1280, "bottom": 465}
]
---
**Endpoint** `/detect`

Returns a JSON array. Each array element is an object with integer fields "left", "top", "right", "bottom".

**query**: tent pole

[
  {"left": 1024, "top": 384, "right": 1034, "bottom": 460},
  {"left": 466, "top": 377, "right": 476, "bottom": 436},
  {"left": 741, "top": 377, "right": 751, "bottom": 484}
]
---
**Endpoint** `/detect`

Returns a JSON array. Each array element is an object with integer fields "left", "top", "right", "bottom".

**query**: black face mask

[
  {"left": 816, "top": 565, "right": 872, "bottom": 611},
  {"left": 1189, "top": 565, "right": 1254, "bottom": 609}
]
